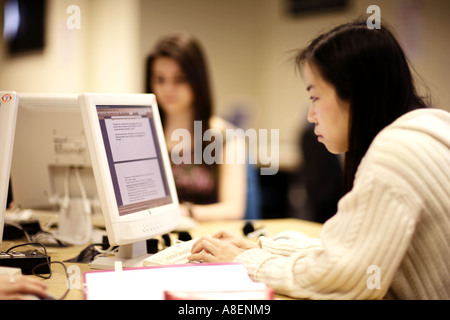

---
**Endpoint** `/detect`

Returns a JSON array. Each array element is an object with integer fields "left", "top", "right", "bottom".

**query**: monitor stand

[
  {"left": 57, "top": 197, "right": 93, "bottom": 245},
  {"left": 89, "top": 240, "right": 151, "bottom": 269}
]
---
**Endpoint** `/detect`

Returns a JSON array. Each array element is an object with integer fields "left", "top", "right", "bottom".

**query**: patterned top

[
  {"left": 171, "top": 153, "right": 218, "bottom": 205},
  {"left": 168, "top": 117, "right": 238, "bottom": 205}
]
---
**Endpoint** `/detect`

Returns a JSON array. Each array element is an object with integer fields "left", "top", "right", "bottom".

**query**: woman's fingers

[
  {"left": 189, "top": 236, "right": 220, "bottom": 263},
  {"left": 189, "top": 236, "right": 246, "bottom": 263},
  {"left": 191, "top": 236, "right": 218, "bottom": 255}
]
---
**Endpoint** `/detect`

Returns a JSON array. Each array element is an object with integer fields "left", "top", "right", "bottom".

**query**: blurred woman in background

[{"left": 146, "top": 32, "right": 247, "bottom": 221}]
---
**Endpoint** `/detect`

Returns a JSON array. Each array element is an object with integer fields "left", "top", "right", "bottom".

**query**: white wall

[
  {"left": 85, "top": 0, "right": 141, "bottom": 93},
  {"left": 0, "top": 0, "right": 141, "bottom": 94},
  {"left": 1, "top": 0, "right": 449, "bottom": 169},
  {"left": 0, "top": 0, "right": 88, "bottom": 93}
]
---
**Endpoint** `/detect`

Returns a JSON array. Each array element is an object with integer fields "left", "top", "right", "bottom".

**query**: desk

[{"left": 1, "top": 214, "right": 322, "bottom": 300}]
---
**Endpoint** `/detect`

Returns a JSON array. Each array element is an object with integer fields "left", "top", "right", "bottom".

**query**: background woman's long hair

[
  {"left": 295, "top": 20, "right": 428, "bottom": 195},
  {"left": 146, "top": 32, "right": 213, "bottom": 135}
]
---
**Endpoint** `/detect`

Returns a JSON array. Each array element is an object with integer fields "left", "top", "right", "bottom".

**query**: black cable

[
  {"left": 32, "top": 261, "right": 70, "bottom": 300},
  {"left": 66, "top": 243, "right": 104, "bottom": 263},
  {"left": 6, "top": 242, "right": 52, "bottom": 279},
  {"left": 5, "top": 242, "right": 71, "bottom": 300},
  {"left": 0, "top": 251, "right": 14, "bottom": 258}
]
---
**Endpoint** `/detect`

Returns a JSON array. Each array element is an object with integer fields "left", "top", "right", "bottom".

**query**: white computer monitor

[
  {"left": 10, "top": 93, "right": 96, "bottom": 209},
  {"left": 10, "top": 93, "right": 96, "bottom": 244},
  {"left": 79, "top": 93, "right": 181, "bottom": 268},
  {"left": 0, "top": 91, "right": 18, "bottom": 244}
]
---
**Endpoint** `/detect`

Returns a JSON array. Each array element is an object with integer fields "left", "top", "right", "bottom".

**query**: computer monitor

[
  {"left": 10, "top": 93, "right": 96, "bottom": 244},
  {"left": 0, "top": 91, "right": 18, "bottom": 244},
  {"left": 79, "top": 93, "right": 181, "bottom": 268}
]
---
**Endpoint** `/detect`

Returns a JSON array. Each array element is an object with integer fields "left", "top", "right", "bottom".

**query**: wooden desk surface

[
  {"left": 191, "top": 218, "right": 322, "bottom": 239},
  {"left": 1, "top": 215, "right": 322, "bottom": 300}
]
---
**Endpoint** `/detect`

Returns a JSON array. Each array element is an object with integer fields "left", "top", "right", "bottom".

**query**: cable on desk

[
  {"left": 65, "top": 243, "right": 114, "bottom": 263},
  {"left": 32, "top": 261, "right": 70, "bottom": 300},
  {"left": 0, "top": 251, "right": 14, "bottom": 258},
  {"left": 32, "top": 230, "right": 70, "bottom": 247},
  {"left": 4, "top": 242, "right": 71, "bottom": 300},
  {"left": 90, "top": 245, "right": 119, "bottom": 260},
  {"left": 6, "top": 242, "right": 51, "bottom": 278}
]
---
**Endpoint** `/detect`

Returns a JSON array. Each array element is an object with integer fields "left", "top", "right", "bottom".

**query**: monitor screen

[
  {"left": 95, "top": 105, "right": 172, "bottom": 216},
  {"left": 0, "top": 92, "right": 18, "bottom": 244},
  {"left": 79, "top": 93, "right": 180, "bottom": 261}
]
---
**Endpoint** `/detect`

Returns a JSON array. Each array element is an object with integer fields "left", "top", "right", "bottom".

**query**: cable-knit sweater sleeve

[{"left": 234, "top": 109, "right": 450, "bottom": 300}]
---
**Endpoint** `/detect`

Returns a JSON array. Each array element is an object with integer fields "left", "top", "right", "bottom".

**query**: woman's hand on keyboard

[{"left": 188, "top": 231, "right": 258, "bottom": 263}]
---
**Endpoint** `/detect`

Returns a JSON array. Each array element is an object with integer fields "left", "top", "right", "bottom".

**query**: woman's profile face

[
  {"left": 151, "top": 56, "right": 195, "bottom": 115},
  {"left": 304, "top": 62, "right": 350, "bottom": 154}
]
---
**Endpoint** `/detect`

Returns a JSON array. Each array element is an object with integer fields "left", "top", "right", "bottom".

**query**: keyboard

[{"left": 143, "top": 239, "right": 199, "bottom": 266}]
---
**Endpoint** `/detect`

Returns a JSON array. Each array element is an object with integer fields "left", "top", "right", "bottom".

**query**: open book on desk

[{"left": 84, "top": 263, "right": 272, "bottom": 300}]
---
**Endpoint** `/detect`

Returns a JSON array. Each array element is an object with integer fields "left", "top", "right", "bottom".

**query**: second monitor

[
  {"left": 10, "top": 93, "right": 96, "bottom": 245},
  {"left": 79, "top": 93, "right": 181, "bottom": 268}
]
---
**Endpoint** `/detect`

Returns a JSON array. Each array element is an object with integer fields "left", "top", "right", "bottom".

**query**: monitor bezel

[
  {"left": 79, "top": 93, "right": 180, "bottom": 247},
  {"left": 0, "top": 91, "right": 18, "bottom": 244}
]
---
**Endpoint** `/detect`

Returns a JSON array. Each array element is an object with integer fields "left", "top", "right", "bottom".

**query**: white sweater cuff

[{"left": 234, "top": 248, "right": 275, "bottom": 281}]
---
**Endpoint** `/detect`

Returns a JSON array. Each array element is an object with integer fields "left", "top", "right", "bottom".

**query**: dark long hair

[
  {"left": 295, "top": 20, "right": 428, "bottom": 194},
  {"left": 146, "top": 32, "right": 213, "bottom": 133}
]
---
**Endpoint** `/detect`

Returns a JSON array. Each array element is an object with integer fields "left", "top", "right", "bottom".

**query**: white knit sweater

[{"left": 235, "top": 108, "right": 450, "bottom": 300}]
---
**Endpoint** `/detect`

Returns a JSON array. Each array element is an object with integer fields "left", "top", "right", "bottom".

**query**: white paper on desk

[{"left": 83, "top": 263, "right": 265, "bottom": 300}]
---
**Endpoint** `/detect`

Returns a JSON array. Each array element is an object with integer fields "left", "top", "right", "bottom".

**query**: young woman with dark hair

[
  {"left": 296, "top": 20, "right": 428, "bottom": 194},
  {"left": 189, "top": 20, "right": 450, "bottom": 299},
  {"left": 146, "top": 32, "right": 213, "bottom": 140},
  {"left": 146, "top": 32, "right": 247, "bottom": 221}
]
